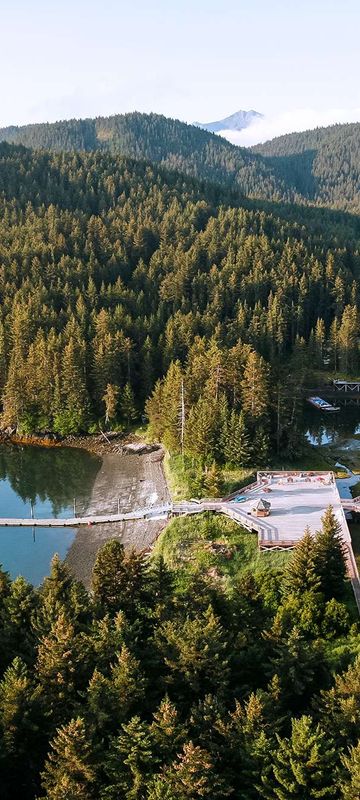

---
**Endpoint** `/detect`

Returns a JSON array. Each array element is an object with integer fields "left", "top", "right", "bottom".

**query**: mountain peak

[{"left": 193, "top": 109, "right": 263, "bottom": 133}]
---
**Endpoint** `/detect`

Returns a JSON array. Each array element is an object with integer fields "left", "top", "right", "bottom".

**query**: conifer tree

[
  {"left": 0, "top": 657, "right": 44, "bottom": 798},
  {"left": 92, "top": 540, "right": 125, "bottom": 614},
  {"left": 120, "top": 382, "right": 137, "bottom": 427},
  {"left": 241, "top": 350, "right": 269, "bottom": 420},
  {"left": 40, "top": 717, "right": 96, "bottom": 800},
  {"left": 254, "top": 426, "right": 270, "bottom": 466},
  {"left": 203, "top": 461, "right": 223, "bottom": 497},
  {"left": 185, "top": 397, "right": 217, "bottom": 462},
  {"left": 260, "top": 715, "right": 338, "bottom": 799},
  {"left": 156, "top": 606, "right": 229, "bottom": 699},
  {"left": 283, "top": 527, "right": 321, "bottom": 596},
  {"left": 104, "top": 715, "right": 155, "bottom": 799},
  {"left": 36, "top": 611, "right": 85, "bottom": 726},
  {"left": 161, "top": 361, "right": 184, "bottom": 453},
  {"left": 223, "top": 409, "right": 252, "bottom": 466},
  {"left": 150, "top": 696, "right": 187, "bottom": 762},
  {"left": 102, "top": 383, "right": 119, "bottom": 426},
  {"left": 319, "top": 654, "right": 360, "bottom": 747},
  {"left": 149, "top": 741, "right": 228, "bottom": 799},
  {"left": 341, "top": 741, "right": 360, "bottom": 800},
  {"left": 314, "top": 506, "right": 347, "bottom": 599}
]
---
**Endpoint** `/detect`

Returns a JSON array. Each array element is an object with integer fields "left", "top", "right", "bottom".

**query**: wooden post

[
  {"left": 30, "top": 500, "right": 34, "bottom": 519},
  {"left": 118, "top": 497, "right": 120, "bottom": 514},
  {"left": 73, "top": 498, "right": 76, "bottom": 517}
]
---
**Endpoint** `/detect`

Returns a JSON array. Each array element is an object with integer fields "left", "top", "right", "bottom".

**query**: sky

[{"left": 1, "top": 0, "right": 360, "bottom": 145}]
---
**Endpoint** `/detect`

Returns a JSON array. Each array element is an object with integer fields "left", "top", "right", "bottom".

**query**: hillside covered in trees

[
  {"left": 253, "top": 122, "right": 360, "bottom": 212},
  {"left": 2, "top": 112, "right": 360, "bottom": 212},
  {"left": 0, "top": 112, "right": 288, "bottom": 202},
  {"left": 0, "top": 504, "right": 359, "bottom": 800},
  {"left": 1, "top": 142, "right": 360, "bottom": 471}
]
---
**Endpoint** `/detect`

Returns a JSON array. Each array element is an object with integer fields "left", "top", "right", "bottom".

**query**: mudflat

[{"left": 65, "top": 447, "right": 170, "bottom": 587}]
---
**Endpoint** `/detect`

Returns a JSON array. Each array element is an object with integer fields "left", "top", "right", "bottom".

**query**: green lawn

[{"left": 152, "top": 512, "right": 289, "bottom": 593}]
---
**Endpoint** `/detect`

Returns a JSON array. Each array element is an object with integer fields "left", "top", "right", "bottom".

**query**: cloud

[{"left": 219, "top": 108, "right": 360, "bottom": 147}]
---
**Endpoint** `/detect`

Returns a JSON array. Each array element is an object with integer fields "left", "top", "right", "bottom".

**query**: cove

[{"left": 0, "top": 443, "right": 101, "bottom": 585}]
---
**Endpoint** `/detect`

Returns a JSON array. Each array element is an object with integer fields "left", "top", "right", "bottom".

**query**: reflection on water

[
  {"left": 303, "top": 403, "right": 360, "bottom": 449},
  {"left": 0, "top": 444, "right": 101, "bottom": 584}
]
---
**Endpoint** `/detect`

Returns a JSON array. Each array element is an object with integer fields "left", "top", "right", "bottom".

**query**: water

[
  {"left": 303, "top": 403, "right": 360, "bottom": 450},
  {"left": 0, "top": 444, "right": 101, "bottom": 585}
]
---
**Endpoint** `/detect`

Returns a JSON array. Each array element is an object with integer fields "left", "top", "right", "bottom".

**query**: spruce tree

[
  {"left": 40, "top": 717, "right": 96, "bottom": 800},
  {"left": 120, "top": 382, "right": 137, "bottom": 427},
  {"left": 92, "top": 540, "right": 125, "bottom": 614},
  {"left": 148, "top": 741, "right": 228, "bottom": 799},
  {"left": 241, "top": 350, "right": 269, "bottom": 421},
  {"left": 260, "top": 715, "right": 338, "bottom": 799},
  {"left": 314, "top": 506, "right": 347, "bottom": 599},
  {"left": 102, "top": 383, "right": 119, "bottom": 426},
  {"left": 104, "top": 715, "right": 155, "bottom": 800},
  {"left": 203, "top": 461, "right": 223, "bottom": 497},
  {"left": 150, "top": 696, "right": 187, "bottom": 762},
  {"left": 341, "top": 741, "right": 360, "bottom": 800},
  {"left": 283, "top": 527, "right": 321, "bottom": 596},
  {"left": 223, "top": 409, "right": 252, "bottom": 466},
  {"left": 0, "top": 657, "right": 44, "bottom": 799},
  {"left": 185, "top": 397, "right": 217, "bottom": 462}
]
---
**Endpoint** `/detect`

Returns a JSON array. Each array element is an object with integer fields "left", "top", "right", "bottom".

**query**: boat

[{"left": 307, "top": 396, "right": 340, "bottom": 412}]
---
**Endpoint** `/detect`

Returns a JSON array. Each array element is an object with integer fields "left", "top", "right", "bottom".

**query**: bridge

[{"left": 0, "top": 471, "right": 359, "bottom": 612}]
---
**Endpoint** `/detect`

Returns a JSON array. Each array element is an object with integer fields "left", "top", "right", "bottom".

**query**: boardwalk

[{"left": 0, "top": 470, "right": 359, "bottom": 612}]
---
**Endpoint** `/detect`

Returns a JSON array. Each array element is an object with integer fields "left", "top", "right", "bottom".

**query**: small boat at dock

[{"left": 307, "top": 396, "right": 340, "bottom": 412}]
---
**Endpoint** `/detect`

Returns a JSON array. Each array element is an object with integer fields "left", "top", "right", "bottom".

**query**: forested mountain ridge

[
  {"left": 2, "top": 112, "right": 360, "bottom": 212},
  {"left": 0, "top": 142, "right": 360, "bottom": 469},
  {"left": 252, "top": 122, "right": 360, "bottom": 212},
  {"left": 0, "top": 111, "right": 293, "bottom": 202}
]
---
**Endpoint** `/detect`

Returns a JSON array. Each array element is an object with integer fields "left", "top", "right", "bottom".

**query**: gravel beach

[{"left": 65, "top": 441, "right": 170, "bottom": 587}]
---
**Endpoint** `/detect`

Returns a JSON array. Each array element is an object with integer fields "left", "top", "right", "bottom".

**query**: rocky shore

[{"left": 64, "top": 440, "right": 170, "bottom": 587}]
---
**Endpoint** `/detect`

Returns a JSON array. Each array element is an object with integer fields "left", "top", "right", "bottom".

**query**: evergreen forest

[
  {"left": 1, "top": 112, "right": 360, "bottom": 799},
  {"left": 2, "top": 112, "right": 360, "bottom": 211},
  {"left": 0, "top": 507, "right": 359, "bottom": 800},
  {"left": 0, "top": 141, "right": 360, "bottom": 466}
]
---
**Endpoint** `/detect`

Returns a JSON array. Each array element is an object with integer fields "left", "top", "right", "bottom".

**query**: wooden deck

[{"left": 0, "top": 469, "right": 359, "bottom": 613}]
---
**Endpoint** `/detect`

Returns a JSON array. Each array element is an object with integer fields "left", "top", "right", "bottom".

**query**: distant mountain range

[
  {"left": 1, "top": 111, "right": 360, "bottom": 212},
  {"left": 193, "top": 109, "right": 263, "bottom": 133}
]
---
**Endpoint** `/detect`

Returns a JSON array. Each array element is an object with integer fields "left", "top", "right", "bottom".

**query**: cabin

[{"left": 252, "top": 498, "right": 271, "bottom": 518}]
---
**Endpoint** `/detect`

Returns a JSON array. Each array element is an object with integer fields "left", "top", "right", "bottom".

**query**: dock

[{"left": 0, "top": 471, "right": 359, "bottom": 612}]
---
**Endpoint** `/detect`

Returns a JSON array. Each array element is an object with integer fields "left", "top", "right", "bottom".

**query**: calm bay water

[
  {"left": 0, "top": 444, "right": 101, "bottom": 585},
  {"left": 303, "top": 403, "right": 360, "bottom": 448}
]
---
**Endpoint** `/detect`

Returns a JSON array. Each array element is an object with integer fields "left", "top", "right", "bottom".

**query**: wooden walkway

[{"left": 0, "top": 471, "right": 359, "bottom": 614}]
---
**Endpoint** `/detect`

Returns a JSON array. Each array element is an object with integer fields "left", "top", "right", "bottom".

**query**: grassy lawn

[{"left": 152, "top": 512, "right": 289, "bottom": 593}]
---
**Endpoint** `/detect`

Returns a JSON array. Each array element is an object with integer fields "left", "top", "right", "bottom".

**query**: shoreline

[
  {"left": 63, "top": 441, "right": 170, "bottom": 587},
  {"left": 0, "top": 429, "right": 150, "bottom": 457},
  {"left": 0, "top": 431, "right": 170, "bottom": 587}
]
